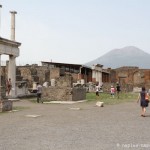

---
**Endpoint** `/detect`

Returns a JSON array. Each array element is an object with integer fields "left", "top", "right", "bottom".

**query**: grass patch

[
  {"left": 26, "top": 92, "right": 138, "bottom": 105},
  {"left": 28, "top": 98, "right": 55, "bottom": 103},
  {"left": 86, "top": 92, "right": 138, "bottom": 105}
]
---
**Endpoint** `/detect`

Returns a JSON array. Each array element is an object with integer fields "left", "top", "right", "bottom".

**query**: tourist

[
  {"left": 137, "top": 87, "right": 149, "bottom": 117},
  {"left": 116, "top": 82, "right": 121, "bottom": 98},
  {"left": 36, "top": 82, "right": 43, "bottom": 103},
  {"left": 110, "top": 85, "right": 115, "bottom": 98},
  {"left": 6, "top": 78, "right": 12, "bottom": 96},
  {"left": 95, "top": 83, "right": 100, "bottom": 99}
]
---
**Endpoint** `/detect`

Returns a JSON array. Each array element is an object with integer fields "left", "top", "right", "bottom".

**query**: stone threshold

[{"left": 43, "top": 100, "right": 87, "bottom": 104}]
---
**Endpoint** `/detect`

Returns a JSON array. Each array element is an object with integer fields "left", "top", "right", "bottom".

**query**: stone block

[
  {"left": 42, "top": 87, "right": 86, "bottom": 101},
  {"left": 0, "top": 100, "right": 13, "bottom": 112},
  {"left": 96, "top": 101, "right": 104, "bottom": 107}
]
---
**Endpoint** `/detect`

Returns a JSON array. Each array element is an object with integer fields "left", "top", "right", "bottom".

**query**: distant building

[{"left": 41, "top": 61, "right": 110, "bottom": 85}]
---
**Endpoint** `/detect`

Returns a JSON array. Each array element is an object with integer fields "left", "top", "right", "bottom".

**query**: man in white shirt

[
  {"left": 95, "top": 84, "right": 100, "bottom": 99},
  {"left": 37, "top": 82, "right": 43, "bottom": 103}
]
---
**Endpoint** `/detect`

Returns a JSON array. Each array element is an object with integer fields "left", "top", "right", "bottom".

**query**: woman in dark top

[{"left": 137, "top": 87, "right": 149, "bottom": 117}]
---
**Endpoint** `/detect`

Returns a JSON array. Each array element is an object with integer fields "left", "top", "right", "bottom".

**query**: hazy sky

[{"left": 1, "top": 0, "right": 150, "bottom": 65}]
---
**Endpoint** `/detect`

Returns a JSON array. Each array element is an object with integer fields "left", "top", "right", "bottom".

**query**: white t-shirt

[
  {"left": 37, "top": 85, "right": 42, "bottom": 93},
  {"left": 96, "top": 86, "right": 99, "bottom": 92}
]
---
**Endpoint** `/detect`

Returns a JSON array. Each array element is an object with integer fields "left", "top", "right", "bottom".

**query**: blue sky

[{"left": 1, "top": 0, "right": 150, "bottom": 65}]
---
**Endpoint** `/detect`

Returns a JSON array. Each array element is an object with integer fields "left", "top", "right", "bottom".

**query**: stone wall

[
  {"left": 17, "top": 66, "right": 49, "bottom": 88},
  {"left": 110, "top": 67, "right": 150, "bottom": 91},
  {"left": 50, "top": 68, "right": 60, "bottom": 80},
  {"left": 2, "top": 64, "right": 150, "bottom": 95},
  {"left": 42, "top": 87, "right": 86, "bottom": 101},
  {"left": 56, "top": 75, "right": 73, "bottom": 87}
]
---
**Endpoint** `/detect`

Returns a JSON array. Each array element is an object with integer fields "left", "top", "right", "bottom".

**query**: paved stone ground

[{"left": 0, "top": 99, "right": 150, "bottom": 150}]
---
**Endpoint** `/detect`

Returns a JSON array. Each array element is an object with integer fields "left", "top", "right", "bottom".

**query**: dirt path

[{"left": 0, "top": 99, "right": 150, "bottom": 150}]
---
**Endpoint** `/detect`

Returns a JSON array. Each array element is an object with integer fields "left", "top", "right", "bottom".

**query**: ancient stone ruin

[{"left": 0, "top": 6, "right": 21, "bottom": 111}]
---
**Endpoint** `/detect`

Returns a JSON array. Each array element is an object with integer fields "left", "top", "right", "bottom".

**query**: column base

[{"left": 0, "top": 99, "right": 13, "bottom": 112}]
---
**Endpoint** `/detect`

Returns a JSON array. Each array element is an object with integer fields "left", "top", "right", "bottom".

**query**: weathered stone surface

[
  {"left": 56, "top": 75, "right": 73, "bottom": 87},
  {"left": 96, "top": 101, "right": 104, "bottom": 107},
  {"left": 110, "top": 66, "right": 150, "bottom": 91},
  {"left": 72, "top": 87, "right": 86, "bottom": 101},
  {"left": 42, "top": 87, "right": 86, "bottom": 101},
  {"left": 50, "top": 68, "right": 60, "bottom": 80},
  {"left": 133, "top": 87, "right": 141, "bottom": 93},
  {"left": 0, "top": 100, "right": 13, "bottom": 112}
]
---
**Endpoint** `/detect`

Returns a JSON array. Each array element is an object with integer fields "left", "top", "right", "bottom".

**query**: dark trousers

[{"left": 37, "top": 93, "right": 42, "bottom": 103}]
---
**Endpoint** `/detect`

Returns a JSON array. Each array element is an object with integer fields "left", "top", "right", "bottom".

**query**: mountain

[{"left": 85, "top": 46, "right": 150, "bottom": 69}]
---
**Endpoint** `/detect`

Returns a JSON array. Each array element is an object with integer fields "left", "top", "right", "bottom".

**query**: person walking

[
  {"left": 110, "top": 85, "right": 115, "bottom": 98},
  {"left": 36, "top": 82, "right": 43, "bottom": 103},
  {"left": 116, "top": 82, "right": 121, "bottom": 98},
  {"left": 137, "top": 87, "right": 149, "bottom": 117},
  {"left": 95, "top": 83, "right": 99, "bottom": 99}
]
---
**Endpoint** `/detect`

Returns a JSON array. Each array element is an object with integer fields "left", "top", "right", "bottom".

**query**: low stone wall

[
  {"left": 0, "top": 100, "right": 13, "bottom": 112},
  {"left": 42, "top": 87, "right": 86, "bottom": 101}
]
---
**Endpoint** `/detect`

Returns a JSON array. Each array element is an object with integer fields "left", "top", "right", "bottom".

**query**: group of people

[
  {"left": 111, "top": 84, "right": 150, "bottom": 117},
  {"left": 110, "top": 83, "right": 121, "bottom": 98},
  {"left": 95, "top": 82, "right": 121, "bottom": 99},
  {"left": 96, "top": 82, "right": 150, "bottom": 117}
]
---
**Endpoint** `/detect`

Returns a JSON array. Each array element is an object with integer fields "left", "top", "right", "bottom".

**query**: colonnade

[{"left": 92, "top": 64, "right": 103, "bottom": 86}]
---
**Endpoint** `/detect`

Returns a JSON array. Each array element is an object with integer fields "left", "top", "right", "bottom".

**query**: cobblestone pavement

[{"left": 0, "top": 99, "right": 150, "bottom": 150}]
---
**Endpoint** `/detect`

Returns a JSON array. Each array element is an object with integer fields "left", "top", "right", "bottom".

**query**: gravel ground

[{"left": 0, "top": 99, "right": 150, "bottom": 150}]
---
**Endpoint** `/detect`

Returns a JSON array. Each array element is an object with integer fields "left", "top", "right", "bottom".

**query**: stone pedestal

[{"left": 0, "top": 100, "right": 13, "bottom": 112}]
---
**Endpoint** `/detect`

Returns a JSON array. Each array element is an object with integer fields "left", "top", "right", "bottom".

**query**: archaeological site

[{"left": 0, "top": 5, "right": 150, "bottom": 112}]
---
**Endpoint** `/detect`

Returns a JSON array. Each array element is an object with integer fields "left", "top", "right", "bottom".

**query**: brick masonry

[
  {"left": 1, "top": 65, "right": 150, "bottom": 96},
  {"left": 42, "top": 87, "right": 86, "bottom": 101},
  {"left": 110, "top": 67, "right": 150, "bottom": 91}
]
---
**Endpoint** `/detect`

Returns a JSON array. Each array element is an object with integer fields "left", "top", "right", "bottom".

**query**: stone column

[
  {"left": 97, "top": 71, "right": 100, "bottom": 84},
  {"left": 0, "top": 5, "right": 2, "bottom": 37},
  {"left": 8, "top": 11, "right": 17, "bottom": 97},
  {"left": 8, "top": 55, "right": 16, "bottom": 97},
  {"left": 99, "top": 71, "right": 102, "bottom": 86},
  {"left": 10, "top": 11, "right": 17, "bottom": 41},
  {"left": 78, "top": 66, "right": 82, "bottom": 80},
  {"left": 95, "top": 71, "right": 97, "bottom": 82},
  {"left": 92, "top": 70, "right": 96, "bottom": 82}
]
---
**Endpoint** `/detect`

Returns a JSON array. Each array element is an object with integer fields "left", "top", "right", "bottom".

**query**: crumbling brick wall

[
  {"left": 17, "top": 66, "right": 49, "bottom": 88},
  {"left": 56, "top": 75, "right": 73, "bottom": 87},
  {"left": 110, "top": 67, "right": 150, "bottom": 91},
  {"left": 42, "top": 87, "right": 86, "bottom": 101},
  {"left": 50, "top": 68, "right": 60, "bottom": 80}
]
